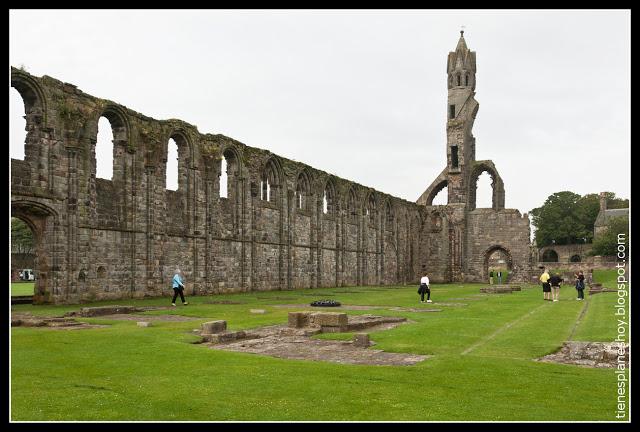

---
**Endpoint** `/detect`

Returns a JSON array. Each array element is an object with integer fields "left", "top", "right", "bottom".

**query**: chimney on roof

[{"left": 599, "top": 192, "right": 607, "bottom": 212}]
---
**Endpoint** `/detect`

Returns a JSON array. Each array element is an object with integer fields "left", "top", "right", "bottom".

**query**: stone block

[
  {"left": 137, "top": 321, "right": 152, "bottom": 327},
  {"left": 250, "top": 309, "right": 266, "bottom": 314},
  {"left": 310, "top": 312, "right": 348, "bottom": 327},
  {"left": 288, "top": 312, "right": 311, "bottom": 328},
  {"left": 201, "top": 320, "right": 227, "bottom": 334},
  {"left": 353, "top": 333, "right": 370, "bottom": 347}
]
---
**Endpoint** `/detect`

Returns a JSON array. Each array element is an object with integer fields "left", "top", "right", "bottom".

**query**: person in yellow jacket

[{"left": 540, "top": 269, "right": 551, "bottom": 301}]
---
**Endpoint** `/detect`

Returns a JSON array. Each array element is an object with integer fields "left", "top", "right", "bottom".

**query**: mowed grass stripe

[{"left": 461, "top": 303, "right": 546, "bottom": 355}]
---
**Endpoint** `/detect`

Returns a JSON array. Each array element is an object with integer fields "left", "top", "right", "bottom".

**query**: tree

[
  {"left": 530, "top": 191, "right": 592, "bottom": 247},
  {"left": 603, "top": 192, "right": 629, "bottom": 209},
  {"left": 574, "top": 194, "right": 601, "bottom": 243},
  {"left": 591, "top": 216, "right": 630, "bottom": 256},
  {"left": 11, "top": 217, "right": 34, "bottom": 255}
]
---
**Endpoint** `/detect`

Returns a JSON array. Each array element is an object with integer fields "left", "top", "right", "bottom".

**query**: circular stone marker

[{"left": 310, "top": 299, "right": 341, "bottom": 307}]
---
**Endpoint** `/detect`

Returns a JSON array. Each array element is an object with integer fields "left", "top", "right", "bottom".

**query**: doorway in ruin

[
  {"left": 11, "top": 201, "right": 59, "bottom": 303},
  {"left": 484, "top": 246, "right": 513, "bottom": 284}
]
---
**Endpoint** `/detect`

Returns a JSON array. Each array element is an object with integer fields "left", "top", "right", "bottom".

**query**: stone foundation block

[
  {"left": 310, "top": 312, "right": 347, "bottom": 327},
  {"left": 201, "top": 320, "right": 227, "bottom": 334},
  {"left": 353, "top": 333, "right": 370, "bottom": 347},
  {"left": 288, "top": 312, "right": 311, "bottom": 328}
]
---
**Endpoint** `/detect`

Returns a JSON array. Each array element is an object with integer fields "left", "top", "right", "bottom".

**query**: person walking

[
  {"left": 418, "top": 272, "right": 432, "bottom": 303},
  {"left": 540, "top": 269, "right": 551, "bottom": 301},
  {"left": 497, "top": 270, "right": 503, "bottom": 285},
  {"left": 489, "top": 270, "right": 494, "bottom": 285},
  {"left": 549, "top": 273, "right": 563, "bottom": 302},
  {"left": 171, "top": 268, "right": 188, "bottom": 306},
  {"left": 575, "top": 271, "right": 585, "bottom": 301}
]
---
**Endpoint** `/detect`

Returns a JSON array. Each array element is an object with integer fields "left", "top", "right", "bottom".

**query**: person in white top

[{"left": 418, "top": 273, "right": 432, "bottom": 303}]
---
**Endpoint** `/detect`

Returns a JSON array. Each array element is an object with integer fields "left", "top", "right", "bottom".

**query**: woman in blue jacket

[{"left": 171, "top": 269, "right": 188, "bottom": 306}]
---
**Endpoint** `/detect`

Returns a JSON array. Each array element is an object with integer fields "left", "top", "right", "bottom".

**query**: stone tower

[
  {"left": 417, "top": 32, "right": 531, "bottom": 283},
  {"left": 445, "top": 30, "right": 478, "bottom": 205}
]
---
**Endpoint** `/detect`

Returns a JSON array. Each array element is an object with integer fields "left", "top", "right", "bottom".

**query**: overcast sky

[{"left": 9, "top": 10, "right": 630, "bottom": 217}]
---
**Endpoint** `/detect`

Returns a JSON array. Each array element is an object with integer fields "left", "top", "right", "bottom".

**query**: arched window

[
  {"left": 465, "top": 74, "right": 469, "bottom": 86},
  {"left": 165, "top": 132, "right": 190, "bottom": 192},
  {"left": 570, "top": 254, "right": 581, "bottom": 263},
  {"left": 295, "top": 171, "right": 310, "bottom": 211},
  {"left": 11, "top": 73, "right": 45, "bottom": 165},
  {"left": 220, "top": 148, "right": 239, "bottom": 200},
  {"left": 219, "top": 156, "right": 228, "bottom": 198},
  {"left": 542, "top": 249, "right": 559, "bottom": 262},
  {"left": 475, "top": 171, "right": 493, "bottom": 208},
  {"left": 10, "top": 88, "right": 26, "bottom": 160},
  {"left": 366, "top": 193, "right": 376, "bottom": 224},
  {"left": 96, "top": 116, "right": 115, "bottom": 180},
  {"left": 94, "top": 107, "right": 129, "bottom": 183},
  {"left": 347, "top": 188, "right": 357, "bottom": 222},
  {"left": 323, "top": 180, "right": 336, "bottom": 215},
  {"left": 457, "top": 74, "right": 461, "bottom": 86},
  {"left": 385, "top": 201, "right": 393, "bottom": 225},
  {"left": 260, "top": 159, "right": 279, "bottom": 204},
  {"left": 166, "top": 138, "right": 179, "bottom": 190}
]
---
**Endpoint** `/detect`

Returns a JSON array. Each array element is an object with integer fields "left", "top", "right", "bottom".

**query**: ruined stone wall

[
  {"left": 465, "top": 209, "right": 532, "bottom": 283},
  {"left": 10, "top": 67, "right": 424, "bottom": 303},
  {"left": 538, "top": 243, "right": 593, "bottom": 264}
]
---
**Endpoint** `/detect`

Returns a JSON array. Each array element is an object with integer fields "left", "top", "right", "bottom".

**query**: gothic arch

[
  {"left": 468, "top": 161, "right": 505, "bottom": 210},
  {"left": 260, "top": 156, "right": 284, "bottom": 204},
  {"left": 483, "top": 245, "right": 513, "bottom": 280},
  {"left": 425, "top": 179, "right": 448, "bottom": 206},
  {"left": 218, "top": 144, "right": 243, "bottom": 200},
  {"left": 363, "top": 191, "right": 377, "bottom": 224},
  {"left": 345, "top": 185, "right": 358, "bottom": 222},
  {"left": 11, "top": 200, "right": 59, "bottom": 301},
  {"left": 541, "top": 249, "right": 559, "bottom": 262},
  {"left": 11, "top": 69, "right": 47, "bottom": 126},
  {"left": 294, "top": 168, "right": 313, "bottom": 212},
  {"left": 94, "top": 105, "right": 132, "bottom": 146},
  {"left": 322, "top": 177, "right": 338, "bottom": 215},
  {"left": 164, "top": 129, "right": 192, "bottom": 192}
]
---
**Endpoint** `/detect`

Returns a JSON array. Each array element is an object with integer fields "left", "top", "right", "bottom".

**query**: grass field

[
  {"left": 10, "top": 271, "right": 628, "bottom": 421},
  {"left": 11, "top": 282, "right": 34, "bottom": 297}
]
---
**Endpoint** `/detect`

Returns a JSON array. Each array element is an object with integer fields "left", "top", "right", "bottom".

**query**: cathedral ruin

[{"left": 10, "top": 32, "right": 533, "bottom": 304}]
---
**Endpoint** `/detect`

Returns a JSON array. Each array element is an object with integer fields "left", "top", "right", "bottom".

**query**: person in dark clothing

[
  {"left": 497, "top": 270, "right": 503, "bottom": 285},
  {"left": 489, "top": 270, "right": 494, "bottom": 285},
  {"left": 418, "top": 273, "right": 432, "bottom": 303},
  {"left": 575, "top": 271, "right": 585, "bottom": 300},
  {"left": 171, "top": 268, "right": 188, "bottom": 306},
  {"left": 549, "top": 273, "right": 563, "bottom": 302}
]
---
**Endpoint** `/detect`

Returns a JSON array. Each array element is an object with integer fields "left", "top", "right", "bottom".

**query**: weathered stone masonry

[
  {"left": 10, "top": 33, "right": 533, "bottom": 304},
  {"left": 10, "top": 67, "right": 428, "bottom": 304},
  {"left": 416, "top": 32, "right": 533, "bottom": 284}
]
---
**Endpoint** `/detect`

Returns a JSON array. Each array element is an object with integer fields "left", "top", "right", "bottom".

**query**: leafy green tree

[
  {"left": 531, "top": 191, "right": 629, "bottom": 248},
  {"left": 591, "top": 216, "right": 630, "bottom": 256},
  {"left": 574, "top": 194, "right": 601, "bottom": 243},
  {"left": 531, "top": 192, "right": 590, "bottom": 247},
  {"left": 11, "top": 217, "right": 34, "bottom": 254}
]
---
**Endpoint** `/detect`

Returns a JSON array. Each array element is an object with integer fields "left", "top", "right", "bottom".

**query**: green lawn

[
  {"left": 11, "top": 282, "right": 34, "bottom": 297},
  {"left": 10, "top": 282, "right": 629, "bottom": 421}
]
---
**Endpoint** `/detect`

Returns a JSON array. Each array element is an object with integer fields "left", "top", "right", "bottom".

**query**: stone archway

[
  {"left": 11, "top": 200, "right": 60, "bottom": 303},
  {"left": 483, "top": 245, "right": 513, "bottom": 284},
  {"left": 541, "top": 249, "right": 559, "bottom": 262}
]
